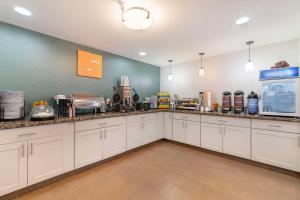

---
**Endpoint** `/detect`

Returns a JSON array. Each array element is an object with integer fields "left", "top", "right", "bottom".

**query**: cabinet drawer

[
  {"left": 201, "top": 115, "right": 250, "bottom": 128},
  {"left": 75, "top": 117, "right": 125, "bottom": 132},
  {"left": 173, "top": 113, "right": 200, "bottom": 122},
  {"left": 0, "top": 123, "right": 74, "bottom": 145},
  {"left": 252, "top": 119, "right": 300, "bottom": 134},
  {"left": 127, "top": 113, "right": 157, "bottom": 124}
]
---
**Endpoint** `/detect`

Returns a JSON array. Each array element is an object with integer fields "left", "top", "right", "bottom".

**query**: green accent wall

[{"left": 0, "top": 22, "right": 160, "bottom": 114}]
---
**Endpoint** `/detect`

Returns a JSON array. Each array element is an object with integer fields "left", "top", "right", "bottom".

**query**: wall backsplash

[{"left": 0, "top": 22, "right": 160, "bottom": 114}]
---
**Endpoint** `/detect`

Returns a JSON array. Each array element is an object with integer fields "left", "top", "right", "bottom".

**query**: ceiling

[{"left": 0, "top": 0, "right": 300, "bottom": 67}]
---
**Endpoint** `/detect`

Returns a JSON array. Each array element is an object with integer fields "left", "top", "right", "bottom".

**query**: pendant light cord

[
  {"left": 246, "top": 41, "right": 254, "bottom": 62},
  {"left": 201, "top": 54, "right": 203, "bottom": 68},
  {"left": 248, "top": 43, "right": 251, "bottom": 62},
  {"left": 168, "top": 60, "right": 172, "bottom": 74}
]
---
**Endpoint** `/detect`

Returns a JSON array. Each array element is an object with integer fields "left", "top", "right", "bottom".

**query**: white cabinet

[
  {"left": 75, "top": 129, "right": 102, "bottom": 169},
  {"left": 142, "top": 119, "right": 158, "bottom": 145},
  {"left": 201, "top": 118, "right": 250, "bottom": 158},
  {"left": 172, "top": 116, "right": 201, "bottom": 147},
  {"left": 252, "top": 129, "right": 300, "bottom": 172},
  {"left": 75, "top": 117, "right": 126, "bottom": 169},
  {"left": 127, "top": 114, "right": 160, "bottom": 150},
  {"left": 156, "top": 112, "right": 164, "bottom": 140},
  {"left": 0, "top": 123, "right": 74, "bottom": 195},
  {"left": 163, "top": 112, "right": 173, "bottom": 140},
  {"left": 28, "top": 135, "right": 65, "bottom": 185},
  {"left": 0, "top": 141, "right": 27, "bottom": 196},
  {"left": 222, "top": 126, "right": 250, "bottom": 159},
  {"left": 186, "top": 121, "right": 201, "bottom": 147},
  {"left": 127, "top": 121, "right": 143, "bottom": 150},
  {"left": 201, "top": 123, "right": 222, "bottom": 152},
  {"left": 102, "top": 125, "right": 126, "bottom": 159},
  {"left": 173, "top": 119, "right": 186, "bottom": 143}
]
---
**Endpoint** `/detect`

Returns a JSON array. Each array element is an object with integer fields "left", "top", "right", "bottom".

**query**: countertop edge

[{"left": 0, "top": 109, "right": 299, "bottom": 130}]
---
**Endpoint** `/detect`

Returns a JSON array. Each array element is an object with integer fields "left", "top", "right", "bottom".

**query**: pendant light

[
  {"left": 168, "top": 60, "right": 173, "bottom": 82},
  {"left": 198, "top": 53, "right": 205, "bottom": 77},
  {"left": 245, "top": 41, "right": 254, "bottom": 73}
]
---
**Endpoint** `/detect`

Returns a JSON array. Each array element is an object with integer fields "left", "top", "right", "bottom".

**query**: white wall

[{"left": 160, "top": 39, "right": 299, "bottom": 103}]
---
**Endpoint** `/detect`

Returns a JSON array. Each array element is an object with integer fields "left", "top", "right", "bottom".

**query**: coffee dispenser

[
  {"left": 247, "top": 91, "right": 259, "bottom": 115},
  {"left": 234, "top": 90, "right": 244, "bottom": 114},
  {"left": 222, "top": 91, "right": 232, "bottom": 113}
]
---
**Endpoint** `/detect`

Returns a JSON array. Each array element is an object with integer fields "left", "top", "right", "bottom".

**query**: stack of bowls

[{"left": 0, "top": 91, "right": 25, "bottom": 120}]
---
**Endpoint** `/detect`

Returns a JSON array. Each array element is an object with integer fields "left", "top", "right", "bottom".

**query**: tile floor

[{"left": 12, "top": 141, "right": 300, "bottom": 200}]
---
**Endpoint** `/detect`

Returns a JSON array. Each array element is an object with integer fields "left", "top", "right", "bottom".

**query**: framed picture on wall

[{"left": 77, "top": 49, "right": 103, "bottom": 79}]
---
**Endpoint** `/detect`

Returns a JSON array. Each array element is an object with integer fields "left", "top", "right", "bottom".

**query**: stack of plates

[{"left": 0, "top": 91, "right": 25, "bottom": 120}]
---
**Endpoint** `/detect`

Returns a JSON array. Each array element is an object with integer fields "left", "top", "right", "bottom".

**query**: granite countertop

[{"left": 0, "top": 109, "right": 299, "bottom": 130}]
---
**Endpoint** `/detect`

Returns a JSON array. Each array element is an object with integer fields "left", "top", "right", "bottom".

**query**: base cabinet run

[{"left": 0, "top": 123, "right": 74, "bottom": 196}]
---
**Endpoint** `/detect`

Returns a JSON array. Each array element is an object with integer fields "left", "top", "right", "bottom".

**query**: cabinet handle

[
  {"left": 185, "top": 121, "right": 187, "bottom": 129},
  {"left": 18, "top": 133, "right": 36, "bottom": 137},
  {"left": 100, "top": 130, "right": 103, "bottom": 139},
  {"left": 104, "top": 129, "right": 107, "bottom": 138},
  {"left": 219, "top": 120, "right": 227, "bottom": 123},
  {"left": 223, "top": 127, "right": 226, "bottom": 135},
  {"left": 219, "top": 127, "right": 222, "bottom": 135},
  {"left": 30, "top": 143, "right": 33, "bottom": 155}
]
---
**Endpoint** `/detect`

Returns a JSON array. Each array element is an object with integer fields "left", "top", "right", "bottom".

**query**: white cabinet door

[
  {"left": 142, "top": 119, "right": 158, "bottom": 144},
  {"left": 223, "top": 126, "right": 250, "bottom": 159},
  {"left": 75, "top": 129, "right": 102, "bottom": 169},
  {"left": 252, "top": 129, "right": 300, "bottom": 172},
  {"left": 28, "top": 135, "right": 65, "bottom": 185},
  {"left": 201, "top": 123, "right": 222, "bottom": 152},
  {"left": 127, "top": 122, "right": 142, "bottom": 150},
  {"left": 173, "top": 119, "right": 186, "bottom": 143},
  {"left": 102, "top": 125, "right": 126, "bottom": 159},
  {"left": 156, "top": 113, "right": 164, "bottom": 140},
  {"left": 186, "top": 121, "right": 201, "bottom": 147},
  {"left": 0, "top": 141, "right": 27, "bottom": 196},
  {"left": 164, "top": 113, "right": 173, "bottom": 140}
]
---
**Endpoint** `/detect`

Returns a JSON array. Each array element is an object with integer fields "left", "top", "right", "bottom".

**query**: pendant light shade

[
  {"left": 245, "top": 41, "right": 254, "bottom": 73},
  {"left": 168, "top": 60, "right": 173, "bottom": 82},
  {"left": 198, "top": 53, "right": 205, "bottom": 77}
]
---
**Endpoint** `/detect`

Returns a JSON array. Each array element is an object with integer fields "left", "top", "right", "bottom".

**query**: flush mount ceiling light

[
  {"left": 198, "top": 53, "right": 205, "bottom": 78},
  {"left": 14, "top": 7, "right": 32, "bottom": 16},
  {"left": 121, "top": 7, "right": 153, "bottom": 30},
  {"left": 139, "top": 52, "right": 147, "bottom": 56},
  {"left": 245, "top": 41, "right": 255, "bottom": 73},
  {"left": 235, "top": 16, "right": 250, "bottom": 25},
  {"left": 168, "top": 60, "right": 173, "bottom": 82}
]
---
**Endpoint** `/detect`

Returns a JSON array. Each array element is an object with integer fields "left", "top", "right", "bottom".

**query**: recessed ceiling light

[
  {"left": 139, "top": 52, "right": 147, "bottom": 56},
  {"left": 235, "top": 16, "right": 250, "bottom": 25},
  {"left": 14, "top": 7, "right": 32, "bottom": 16}
]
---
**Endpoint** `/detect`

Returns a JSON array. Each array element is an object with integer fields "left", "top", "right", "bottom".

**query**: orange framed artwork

[{"left": 77, "top": 49, "right": 103, "bottom": 79}]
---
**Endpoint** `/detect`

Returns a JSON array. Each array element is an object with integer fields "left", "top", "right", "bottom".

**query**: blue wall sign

[{"left": 260, "top": 67, "right": 299, "bottom": 81}]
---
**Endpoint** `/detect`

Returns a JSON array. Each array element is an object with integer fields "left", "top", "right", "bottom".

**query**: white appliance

[{"left": 259, "top": 67, "right": 300, "bottom": 117}]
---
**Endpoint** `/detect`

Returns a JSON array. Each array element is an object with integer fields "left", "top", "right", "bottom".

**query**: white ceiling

[{"left": 0, "top": 0, "right": 300, "bottom": 67}]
